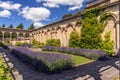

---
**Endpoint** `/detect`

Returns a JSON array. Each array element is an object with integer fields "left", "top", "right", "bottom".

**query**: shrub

[
  {"left": 0, "top": 42, "right": 4, "bottom": 47},
  {"left": 46, "top": 39, "right": 60, "bottom": 46},
  {"left": 69, "top": 30, "right": 80, "bottom": 48},
  {"left": 0, "top": 57, "right": 13, "bottom": 80},
  {"left": 32, "top": 39, "right": 44, "bottom": 48},
  {"left": 42, "top": 46, "right": 108, "bottom": 60},
  {"left": 15, "top": 42, "right": 22, "bottom": 46},
  {"left": 100, "top": 31, "right": 114, "bottom": 56},
  {"left": 11, "top": 47, "right": 74, "bottom": 73}
]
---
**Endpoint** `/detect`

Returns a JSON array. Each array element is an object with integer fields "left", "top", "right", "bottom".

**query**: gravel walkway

[{"left": 0, "top": 48, "right": 119, "bottom": 80}]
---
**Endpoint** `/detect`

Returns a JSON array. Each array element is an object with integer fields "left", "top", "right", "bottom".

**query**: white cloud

[
  {"left": 39, "top": 0, "right": 84, "bottom": 11},
  {"left": 20, "top": 7, "right": 50, "bottom": 22},
  {"left": 0, "top": 10, "right": 11, "bottom": 18},
  {"left": 68, "top": 6, "right": 82, "bottom": 11},
  {"left": 43, "top": 3, "right": 59, "bottom": 8},
  {"left": 33, "top": 22, "right": 44, "bottom": 28},
  {"left": 0, "top": 1, "right": 21, "bottom": 11},
  {"left": 36, "top": 0, "right": 41, "bottom": 3}
]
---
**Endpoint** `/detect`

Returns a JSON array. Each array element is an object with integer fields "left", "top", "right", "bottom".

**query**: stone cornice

[{"left": 32, "top": 0, "right": 119, "bottom": 32}]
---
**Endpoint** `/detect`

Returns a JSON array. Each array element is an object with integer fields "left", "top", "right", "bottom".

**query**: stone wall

[{"left": 30, "top": 0, "right": 119, "bottom": 53}]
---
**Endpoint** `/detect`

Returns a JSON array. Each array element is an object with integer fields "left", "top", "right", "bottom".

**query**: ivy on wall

[{"left": 69, "top": 7, "right": 114, "bottom": 55}]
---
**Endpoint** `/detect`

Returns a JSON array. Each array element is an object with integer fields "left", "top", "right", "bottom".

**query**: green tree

[
  {"left": 2, "top": 24, "right": 5, "bottom": 28},
  {"left": 16, "top": 23, "right": 24, "bottom": 29},
  {"left": 8, "top": 24, "right": 13, "bottom": 28},
  {"left": 69, "top": 30, "right": 80, "bottom": 48},
  {"left": 28, "top": 24, "right": 35, "bottom": 30},
  {"left": 100, "top": 31, "right": 114, "bottom": 56},
  {"left": 62, "top": 14, "right": 73, "bottom": 19},
  {"left": 80, "top": 17, "right": 105, "bottom": 49}
]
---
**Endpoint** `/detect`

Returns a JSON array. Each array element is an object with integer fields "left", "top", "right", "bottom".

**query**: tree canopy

[
  {"left": 28, "top": 24, "right": 35, "bottom": 30},
  {"left": 2, "top": 24, "right": 5, "bottom": 28},
  {"left": 8, "top": 24, "right": 13, "bottom": 28},
  {"left": 62, "top": 14, "right": 73, "bottom": 19},
  {"left": 16, "top": 23, "right": 24, "bottom": 29}
]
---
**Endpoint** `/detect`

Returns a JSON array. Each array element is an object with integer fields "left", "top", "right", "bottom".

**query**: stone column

[
  {"left": 29, "top": 33, "right": 32, "bottom": 44},
  {"left": 116, "top": 23, "right": 120, "bottom": 54},
  {"left": 16, "top": 32, "right": 19, "bottom": 41},
  {"left": 23, "top": 33, "right": 25, "bottom": 41},
  {"left": 10, "top": 32, "right": 12, "bottom": 42},
  {"left": 2, "top": 31, "right": 5, "bottom": 42}
]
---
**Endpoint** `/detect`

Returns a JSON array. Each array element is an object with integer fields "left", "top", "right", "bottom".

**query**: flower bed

[
  {"left": 11, "top": 47, "right": 74, "bottom": 73},
  {"left": 42, "top": 46, "right": 108, "bottom": 60}
]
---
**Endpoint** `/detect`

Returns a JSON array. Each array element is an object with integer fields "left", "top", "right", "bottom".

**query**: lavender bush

[
  {"left": 42, "top": 46, "right": 108, "bottom": 60},
  {"left": 11, "top": 47, "right": 74, "bottom": 73}
]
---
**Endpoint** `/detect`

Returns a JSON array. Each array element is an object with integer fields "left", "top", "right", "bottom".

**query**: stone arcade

[{"left": 0, "top": 0, "right": 120, "bottom": 54}]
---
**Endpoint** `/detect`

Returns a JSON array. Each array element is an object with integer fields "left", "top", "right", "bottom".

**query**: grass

[
  {"left": 70, "top": 54, "right": 92, "bottom": 66},
  {"left": 31, "top": 50, "right": 92, "bottom": 66}
]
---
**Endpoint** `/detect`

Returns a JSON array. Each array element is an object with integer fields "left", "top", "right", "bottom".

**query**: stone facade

[
  {"left": 0, "top": 28, "right": 30, "bottom": 44},
  {"left": 30, "top": 0, "right": 120, "bottom": 53},
  {"left": 0, "top": 0, "right": 119, "bottom": 53}
]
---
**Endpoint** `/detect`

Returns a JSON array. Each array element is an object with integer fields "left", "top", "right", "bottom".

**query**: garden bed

[
  {"left": 30, "top": 48, "right": 92, "bottom": 66},
  {"left": 42, "top": 46, "right": 108, "bottom": 60},
  {"left": 11, "top": 47, "right": 74, "bottom": 73}
]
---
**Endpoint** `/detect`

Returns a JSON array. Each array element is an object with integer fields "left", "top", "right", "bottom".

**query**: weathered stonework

[
  {"left": 30, "top": 0, "right": 120, "bottom": 54},
  {"left": 0, "top": 0, "right": 119, "bottom": 54}
]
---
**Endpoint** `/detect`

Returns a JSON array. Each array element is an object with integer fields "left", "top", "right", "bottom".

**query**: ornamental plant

[
  {"left": 11, "top": 47, "right": 74, "bottom": 73},
  {"left": 42, "top": 46, "right": 108, "bottom": 60},
  {"left": 69, "top": 30, "right": 80, "bottom": 48},
  {"left": 100, "top": 31, "right": 114, "bottom": 56},
  {"left": 46, "top": 39, "right": 61, "bottom": 47}
]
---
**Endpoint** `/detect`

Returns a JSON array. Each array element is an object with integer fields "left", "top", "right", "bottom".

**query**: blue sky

[{"left": 0, "top": 0, "right": 91, "bottom": 29}]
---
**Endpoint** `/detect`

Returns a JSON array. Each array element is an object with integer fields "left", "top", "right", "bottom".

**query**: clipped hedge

[
  {"left": 11, "top": 47, "right": 74, "bottom": 73},
  {"left": 42, "top": 46, "right": 108, "bottom": 60}
]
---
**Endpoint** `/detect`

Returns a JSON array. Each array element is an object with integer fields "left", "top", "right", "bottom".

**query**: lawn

[{"left": 30, "top": 49, "right": 92, "bottom": 66}]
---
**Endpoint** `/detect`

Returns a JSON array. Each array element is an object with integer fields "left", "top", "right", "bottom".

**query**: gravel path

[{"left": 0, "top": 48, "right": 119, "bottom": 80}]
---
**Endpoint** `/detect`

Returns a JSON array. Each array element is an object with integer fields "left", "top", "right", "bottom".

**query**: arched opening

[
  {"left": 12, "top": 32, "right": 17, "bottom": 40},
  {"left": 4, "top": 32, "right": 10, "bottom": 41},
  {"left": 25, "top": 33, "right": 29, "bottom": 37},
  {"left": 18, "top": 33, "right": 24, "bottom": 40},
  {"left": 102, "top": 15, "right": 117, "bottom": 51},
  {"left": 66, "top": 23, "right": 74, "bottom": 46},
  {"left": 19, "top": 33, "right": 23, "bottom": 37}
]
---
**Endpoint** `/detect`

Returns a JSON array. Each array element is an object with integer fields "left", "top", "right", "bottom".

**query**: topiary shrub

[{"left": 32, "top": 39, "right": 44, "bottom": 48}]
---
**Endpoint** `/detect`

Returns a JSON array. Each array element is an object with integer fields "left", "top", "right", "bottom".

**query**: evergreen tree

[
  {"left": 28, "top": 24, "right": 35, "bottom": 30},
  {"left": 8, "top": 24, "right": 13, "bottom": 28},
  {"left": 100, "top": 31, "right": 114, "bottom": 56},
  {"left": 16, "top": 23, "right": 24, "bottom": 29},
  {"left": 2, "top": 24, "right": 5, "bottom": 28},
  {"left": 69, "top": 30, "right": 80, "bottom": 48},
  {"left": 62, "top": 14, "right": 73, "bottom": 19}
]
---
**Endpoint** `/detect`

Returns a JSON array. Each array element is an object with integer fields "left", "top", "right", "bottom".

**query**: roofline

[
  {"left": 0, "top": 27, "right": 31, "bottom": 32},
  {"left": 31, "top": 0, "right": 119, "bottom": 32}
]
